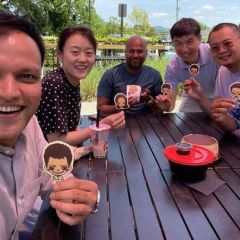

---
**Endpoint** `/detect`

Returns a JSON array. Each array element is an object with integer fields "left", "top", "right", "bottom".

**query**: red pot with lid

[{"left": 164, "top": 143, "right": 215, "bottom": 182}]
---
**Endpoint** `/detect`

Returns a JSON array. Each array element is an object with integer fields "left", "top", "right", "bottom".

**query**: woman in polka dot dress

[{"left": 36, "top": 26, "right": 125, "bottom": 147}]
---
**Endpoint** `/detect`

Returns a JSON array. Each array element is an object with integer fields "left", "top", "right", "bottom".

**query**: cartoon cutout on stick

[
  {"left": 114, "top": 93, "right": 130, "bottom": 110},
  {"left": 43, "top": 141, "right": 74, "bottom": 181},
  {"left": 161, "top": 83, "right": 172, "bottom": 96},
  {"left": 189, "top": 64, "right": 200, "bottom": 79},
  {"left": 229, "top": 82, "right": 240, "bottom": 101}
]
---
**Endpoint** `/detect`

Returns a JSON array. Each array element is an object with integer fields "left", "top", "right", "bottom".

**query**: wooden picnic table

[{"left": 30, "top": 112, "right": 240, "bottom": 240}]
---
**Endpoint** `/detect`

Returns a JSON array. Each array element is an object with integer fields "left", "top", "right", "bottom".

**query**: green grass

[{"left": 80, "top": 57, "right": 169, "bottom": 101}]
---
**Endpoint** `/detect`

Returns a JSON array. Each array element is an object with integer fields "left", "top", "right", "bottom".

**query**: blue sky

[{"left": 94, "top": 0, "right": 240, "bottom": 28}]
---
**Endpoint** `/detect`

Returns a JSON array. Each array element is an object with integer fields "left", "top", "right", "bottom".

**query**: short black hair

[
  {"left": 170, "top": 18, "right": 201, "bottom": 40},
  {"left": 57, "top": 26, "right": 97, "bottom": 53},
  {"left": 208, "top": 23, "right": 240, "bottom": 42},
  {"left": 0, "top": 10, "right": 45, "bottom": 66}
]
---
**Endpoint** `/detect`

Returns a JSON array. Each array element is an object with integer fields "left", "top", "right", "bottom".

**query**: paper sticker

[
  {"left": 161, "top": 83, "right": 172, "bottom": 96},
  {"left": 229, "top": 82, "right": 240, "bottom": 100},
  {"left": 189, "top": 63, "right": 200, "bottom": 79},
  {"left": 42, "top": 141, "right": 74, "bottom": 181},
  {"left": 114, "top": 93, "right": 130, "bottom": 109}
]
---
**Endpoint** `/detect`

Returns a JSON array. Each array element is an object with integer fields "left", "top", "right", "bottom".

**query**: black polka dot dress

[{"left": 36, "top": 67, "right": 81, "bottom": 138}]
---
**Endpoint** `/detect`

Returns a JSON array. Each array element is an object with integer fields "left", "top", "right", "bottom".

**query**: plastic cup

[{"left": 89, "top": 123, "right": 111, "bottom": 158}]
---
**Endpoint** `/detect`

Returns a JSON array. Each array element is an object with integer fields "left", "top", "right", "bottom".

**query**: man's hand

[
  {"left": 72, "top": 145, "right": 92, "bottom": 160},
  {"left": 50, "top": 177, "right": 98, "bottom": 225},
  {"left": 183, "top": 78, "right": 203, "bottom": 100},
  {"left": 210, "top": 97, "right": 236, "bottom": 122},
  {"left": 101, "top": 111, "right": 125, "bottom": 130},
  {"left": 155, "top": 94, "right": 172, "bottom": 112},
  {"left": 127, "top": 95, "right": 138, "bottom": 107}
]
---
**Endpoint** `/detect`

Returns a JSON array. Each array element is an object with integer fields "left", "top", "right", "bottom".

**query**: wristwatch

[{"left": 91, "top": 190, "right": 101, "bottom": 213}]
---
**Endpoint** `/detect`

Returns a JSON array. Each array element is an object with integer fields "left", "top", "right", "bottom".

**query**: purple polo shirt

[
  {"left": 215, "top": 66, "right": 240, "bottom": 130},
  {"left": 165, "top": 43, "right": 219, "bottom": 112}
]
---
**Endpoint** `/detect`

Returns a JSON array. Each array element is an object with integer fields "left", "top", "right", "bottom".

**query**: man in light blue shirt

[
  {"left": 0, "top": 11, "right": 98, "bottom": 239},
  {"left": 165, "top": 18, "right": 219, "bottom": 112}
]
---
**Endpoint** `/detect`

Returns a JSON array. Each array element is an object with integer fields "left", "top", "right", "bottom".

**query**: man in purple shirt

[
  {"left": 164, "top": 18, "right": 219, "bottom": 112},
  {"left": 0, "top": 10, "right": 98, "bottom": 239}
]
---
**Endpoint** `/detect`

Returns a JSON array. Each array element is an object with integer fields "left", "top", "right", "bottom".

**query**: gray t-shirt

[{"left": 97, "top": 63, "right": 162, "bottom": 114}]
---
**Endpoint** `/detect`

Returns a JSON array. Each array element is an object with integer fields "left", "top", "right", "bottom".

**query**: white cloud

[
  {"left": 227, "top": 6, "right": 238, "bottom": 10},
  {"left": 201, "top": 5, "right": 214, "bottom": 10},
  {"left": 152, "top": 12, "right": 169, "bottom": 17},
  {"left": 193, "top": 10, "right": 201, "bottom": 14},
  {"left": 197, "top": 15, "right": 206, "bottom": 20}
]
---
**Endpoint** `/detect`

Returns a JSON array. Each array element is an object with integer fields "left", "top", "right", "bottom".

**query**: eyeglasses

[{"left": 210, "top": 39, "right": 239, "bottom": 53}]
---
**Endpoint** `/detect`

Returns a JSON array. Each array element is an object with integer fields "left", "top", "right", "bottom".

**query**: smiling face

[
  {"left": 47, "top": 157, "right": 69, "bottom": 176},
  {"left": 173, "top": 34, "right": 201, "bottom": 64},
  {"left": 0, "top": 32, "right": 42, "bottom": 147},
  {"left": 125, "top": 37, "right": 147, "bottom": 73},
  {"left": 117, "top": 97, "right": 126, "bottom": 108},
  {"left": 209, "top": 26, "right": 240, "bottom": 71},
  {"left": 58, "top": 33, "right": 96, "bottom": 86}
]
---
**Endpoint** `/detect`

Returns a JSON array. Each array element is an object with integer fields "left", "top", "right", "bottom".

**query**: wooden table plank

[
  {"left": 108, "top": 172, "right": 136, "bottom": 240},
  {"left": 107, "top": 130, "right": 125, "bottom": 172},
  {"left": 163, "top": 171, "right": 218, "bottom": 239},
  {"left": 138, "top": 115, "right": 169, "bottom": 170},
  {"left": 145, "top": 170, "right": 191, "bottom": 239},
  {"left": 85, "top": 173, "right": 109, "bottom": 240},
  {"left": 126, "top": 170, "right": 164, "bottom": 240},
  {"left": 118, "top": 126, "right": 143, "bottom": 172},
  {"left": 193, "top": 188, "right": 240, "bottom": 239},
  {"left": 126, "top": 116, "right": 160, "bottom": 171}
]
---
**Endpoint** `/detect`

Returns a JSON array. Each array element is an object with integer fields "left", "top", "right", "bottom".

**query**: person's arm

[
  {"left": 47, "top": 111, "right": 126, "bottom": 145},
  {"left": 97, "top": 96, "right": 119, "bottom": 116},
  {"left": 50, "top": 177, "right": 99, "bottom": 225},
  {"left": 210, "top": 97, "right": 238, "bottom": 132},
  {"left": 46, "top": 128, "right": 92, "bottom": 146}
]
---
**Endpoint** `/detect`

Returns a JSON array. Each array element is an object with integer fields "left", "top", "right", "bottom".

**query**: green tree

[
  {"left": 128, "top": 7, "right": 157, "bottom": 37},
  {"left": 198, "top": 21, "right": 208, "bottom": 30},
  {"left": 0, "top": 0, "right": 100, "bottom": 35}
]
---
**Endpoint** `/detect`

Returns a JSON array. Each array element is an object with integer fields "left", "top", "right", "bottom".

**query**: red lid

[{"left": 164, "top": 144, "right": 215, "bottom": 166}]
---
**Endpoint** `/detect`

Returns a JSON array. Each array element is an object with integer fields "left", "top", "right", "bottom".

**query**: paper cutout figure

[
  {"left": 229, "top": 82, "right": 240, "bottom": 100},
  {"left": 127, "top": 85, "right": 141, "bottom": 101},
  {"left": 189, "top": 64, "right": 200, "bottom": 78},
  {"left": 161, "top": 83, "right": 172, "bottom": 96},
  {"left": 114, "top": 93, "right": 130, "bottom": 109},
  {"left": 43, "top": 141, "right": 74, "bottom": 181}
]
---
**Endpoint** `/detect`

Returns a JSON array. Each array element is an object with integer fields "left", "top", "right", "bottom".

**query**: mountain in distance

[{"left": 154, "top": 25, "right": 170, "bottom": 33}]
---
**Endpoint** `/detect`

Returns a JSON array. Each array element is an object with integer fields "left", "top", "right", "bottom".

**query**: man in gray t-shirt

[{"left": 97, "top": 36, "right": 171, "bottom": 115}]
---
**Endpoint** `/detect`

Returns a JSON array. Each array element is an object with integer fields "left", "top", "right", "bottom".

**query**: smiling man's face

[{"left": 0, "top": 32, "right": 41, "bottom": 147}]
